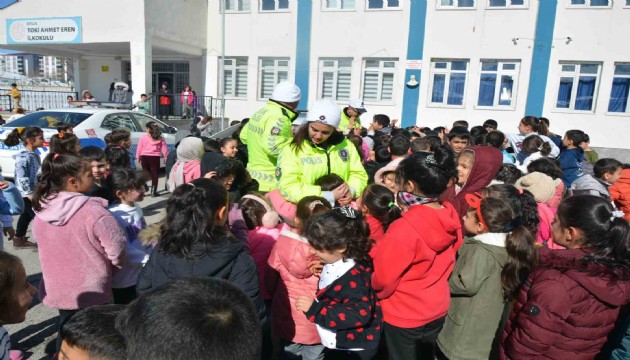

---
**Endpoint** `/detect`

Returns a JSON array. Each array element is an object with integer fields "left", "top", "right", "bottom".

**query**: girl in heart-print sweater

[{"left": 296, "top": 206, "right": 382, "bottom": 358}]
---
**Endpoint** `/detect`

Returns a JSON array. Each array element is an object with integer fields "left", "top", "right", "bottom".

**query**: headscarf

[{"left": 168, "top": 137, "right": 203, "bottom": 192}]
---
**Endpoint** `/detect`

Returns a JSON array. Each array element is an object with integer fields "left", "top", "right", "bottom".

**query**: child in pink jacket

[
  {"left": 31, "top": 153, "right": 126, "bottom": 352},
  {"left": 266, "top": 196, "right": 331, "bottom": 360},
  {"left": 240, "top": 193, "right": 283, "bottom": 301}
]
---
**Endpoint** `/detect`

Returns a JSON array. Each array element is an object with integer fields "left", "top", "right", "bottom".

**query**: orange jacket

[{"left": 610, "top": 169, "right": 630, "bottom": 222}]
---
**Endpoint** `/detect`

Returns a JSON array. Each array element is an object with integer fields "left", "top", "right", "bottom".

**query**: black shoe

[{"left": 152, "top": 189, "right": 159, "bottom": 197}]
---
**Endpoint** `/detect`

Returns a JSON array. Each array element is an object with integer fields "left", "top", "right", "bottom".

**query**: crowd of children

[{"left": 2, "top": 104, "right": 630, "bottom": 360}]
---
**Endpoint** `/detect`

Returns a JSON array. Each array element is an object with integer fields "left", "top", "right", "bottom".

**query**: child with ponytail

[
  {"left": 4, "top": 126, "right": 44, "bottom": 249},
  {"left": 266, "top": 196, "right": 331, "bottom": 360},
  {"left": 31, "top": 153, "right": 127, "bottom": 352},
  {"left": 372, "top": 149, "right": 462, "bottom": 360},
  {"left": 501, "top": 195, "right": 630, "bottom": 359},
  {"left": 49, "top": 132, "right": 81, "bottom": 155},
  {"left": 356, "top": 184, "right": 401, "bottom": 258},
  {"left": 437, "top": 196, "right": 536, "bottom": 360},
  {"left": 296, "top": 206, "right": 382, "bottom": 359}
]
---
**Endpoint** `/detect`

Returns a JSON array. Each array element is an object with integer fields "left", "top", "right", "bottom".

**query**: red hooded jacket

[
  {"left": 501, "top": 247, "right": 630, "bottom": 359},
  {"left": 440, "top": 146, "right": 503, "bottom": 226},
  {"left": 372, "top": 201, "right": 462, "bottom": 328}
]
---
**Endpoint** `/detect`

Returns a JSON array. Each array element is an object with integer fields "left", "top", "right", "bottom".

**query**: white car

[{"left": 0, "top": 108, "right": 189, "bottom": 179}]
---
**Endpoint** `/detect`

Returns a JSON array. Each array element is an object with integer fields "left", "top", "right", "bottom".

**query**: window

[
  {"left": 568, "top": 0, "right": 610, "bottom": 7},
  {"left": 555, "top": 63, "right": 601, "bottom": 111},
  {"left": 477, "top": 60, "right": 520, "bottom": 108},
  {"left": 223, "top": 57, "right": 248, "bottom": 98},
  {"left": 133, "top": 114, "right": 173, "bottom": 134},
  {"left": 324, "top": 0, "right": 356, "bottom": 10},
  {"left": 608, "top": 64, "right": 630, "bottom": 113},
  {"left": 362, "top": 59, "right": 397, "bottom": 103},
  {"left": 366, "top": 0, "right": 400, "bottom": 9},
  {"left": 437, "top": 0, "right": 476, "bottom": 8},
  {"left": 429, "top": 60, "right": 469, "bottom": 106},
  {"left": 259, "top": 58, "right": 290, "bottom": 99},
  {"left": 101, "top": 113, "right": 140, "bottom": 132},
  {"left": 319, "top": 58, "right": 352, "bottom": 101},
  {"left": 488, "top": 0, "right": 526, "bottom": 7},
  {"left": 260, "top": 0, "right": 289, "bottom": 11},
  {"left": 221, "top": 0, "right": 251, "bottom": 12}
]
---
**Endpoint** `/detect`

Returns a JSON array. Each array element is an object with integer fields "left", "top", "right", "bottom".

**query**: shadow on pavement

[
  {"left": 10, "top": 316, "right": 58, "bottom": 357},
  {"left": 27, "top": 273, "right": 42, "bottom": 309},
  {"left": 143, "top": 198, "right": 168, "bottom": 218}
]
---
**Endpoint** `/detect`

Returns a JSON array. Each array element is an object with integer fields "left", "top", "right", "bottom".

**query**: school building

[{"left": 0, "top": 1, "right": 629, "bottom": 155}]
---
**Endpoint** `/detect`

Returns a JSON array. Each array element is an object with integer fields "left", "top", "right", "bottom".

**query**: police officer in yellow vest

[
  {"left": 277, "top": 99, "right": 368, "bottom": 206},
  {"left": 338, "top": 99, "right": 367, "bottom": 134},
  {"left": 240, "top": 81, "right": 301, "bottom": 192}
]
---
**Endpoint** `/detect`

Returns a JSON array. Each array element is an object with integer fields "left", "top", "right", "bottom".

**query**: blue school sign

[{"left": 6, "top": 17, "right": 82, "bottom": 44}]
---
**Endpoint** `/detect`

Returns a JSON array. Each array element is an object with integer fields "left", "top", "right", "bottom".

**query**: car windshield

[{"left": 5, "top": 111, "right": 92, "bottom": 129}]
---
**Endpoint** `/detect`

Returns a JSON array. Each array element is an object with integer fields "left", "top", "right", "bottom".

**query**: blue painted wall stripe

[
  {"left": 525, "top": 0, "right": 558, "bottom": 116},
  {"left": 401, "top": 0, "right": 428, "bottom": 128},
  {"left": 295, "top": 0, "right": 312, "bottom": 110}
]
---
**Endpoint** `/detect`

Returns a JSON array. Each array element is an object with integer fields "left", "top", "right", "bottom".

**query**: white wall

[
  {"left": 145, "top": 0, "right": 208, "bottom": 50},
  {"left": 418, "top": 3, "right": 539, "bottom": 132},
  {"left": 542, "top": 1, "right": 630, "bottom": 149},
  {"left": 84, "top": 59, "right": 123, "bottom": 100},
  {"left": 309, "top": 2, "right": 410, "bottom": 120}
]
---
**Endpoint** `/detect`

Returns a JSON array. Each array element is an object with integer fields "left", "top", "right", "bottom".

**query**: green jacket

[
  {"left": 240, "top": 101, "right": 298, "bottom": 191},
  {"left": 437, "top": 235, "right": 508, "bottom": 360},
  {"left": 276, "top": 131, "right": 368, "bottom": 203},
  {"left": 338, "top": 108, "right": 362, "bottom": 133}
]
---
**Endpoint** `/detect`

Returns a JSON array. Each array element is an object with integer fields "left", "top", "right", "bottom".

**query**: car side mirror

[{"left": 168, "top": 126, "right": 178, "bottom": 134}]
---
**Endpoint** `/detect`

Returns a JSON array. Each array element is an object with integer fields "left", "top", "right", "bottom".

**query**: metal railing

[
  {"left": 0, "top": 88, "right": 79, "bottom": 112},
  {"left": 149, "top": 93, "right": 228, "bottom": 130}
]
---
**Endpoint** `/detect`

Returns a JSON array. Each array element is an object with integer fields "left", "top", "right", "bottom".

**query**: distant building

[{"left": 2, "top": 53, "right": 69, "bottom": 81}]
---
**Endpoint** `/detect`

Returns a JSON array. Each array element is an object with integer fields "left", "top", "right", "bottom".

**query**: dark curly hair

[
  {"left": 483, "top": 184, "right": 540, "bottom": 238},
  {"left": 302, "top": 208, "right": 372, "bottom": 263},
  {"left": 158, "top": 178, "right": 232, "bottom": 260}
]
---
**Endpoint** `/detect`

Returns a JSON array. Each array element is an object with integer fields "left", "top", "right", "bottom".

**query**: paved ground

[{"left": 3, "top": 176, "right": 169, "bottom": 360}]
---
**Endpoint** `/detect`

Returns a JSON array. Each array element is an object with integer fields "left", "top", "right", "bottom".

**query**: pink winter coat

[
  {"left": 537, "top": 202, "right": 564, "bottom": 250},
  {"left": 248, "top": 225, "right": 282, "bottom": 300},
  {"left": 33, "top": 192, "right": 126, "bottom": 310},
  {"left": 266, "top": 230, "right": 320, "bottom": 345},
  {"left": 546, "top": 182, "right": 564, "bottom": 212}
]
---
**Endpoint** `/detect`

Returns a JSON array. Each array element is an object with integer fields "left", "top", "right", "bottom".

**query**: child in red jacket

[
  {"left": 372, "top": 149, "right": 462, "bottom": 360},
  {"left": 296, "top": 206, "right": 382, "bottom": 359},
  {"left": 501, "top": 195, "right": 630, "bottom": 359}
]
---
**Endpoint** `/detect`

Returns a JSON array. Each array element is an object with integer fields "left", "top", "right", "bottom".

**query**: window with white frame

[
  {"left": 437, "top": 0, "right": 476, "bottom": 8},
  {"left": 324, "top": 0, "right": 356, "bottom": 10},
  {"left": 626, "top": 0, "right": 630, "bottom": 7},
  {"left": 259, "top": 58, "right": 289, "bottom": 99},
  {"left": 608, "top": 64, "right": 630, "bottom": 113},
  {"left": 221, "top": 0, "right": 251, "bottom": 12},
  {"left": 362, "top": 59, "right": 397, "bottom": 102},
  {"left": 477, "top": 60, "right": 519, "bottom": 108},
  {"left": 366, "top": 0, "right": 400, "bottom": 9},
  {"left": 260, "top": 0, "right": 289, "bottom": 11},
  {"left": 555, "top": 63, "right": 601, "bottom": 111},
  {"left": 318, "top": 58, "right": 352, "bottom": 101},
  {"left": 488, "top": 0, "right": 526, "bottom": 7},
  {"left": 568, "top": 0, "right": 611, "bottom": 7},
  {"left": 223, "top": 57, "right": 248, "bottom": 98},
  {"left": 429, "top": 60, "right": 469, "bottom": 106}
]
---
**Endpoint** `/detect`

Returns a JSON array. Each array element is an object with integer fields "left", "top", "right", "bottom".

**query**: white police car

[{"left": 0, "top": 108, "right": 188, "bottom": 179}]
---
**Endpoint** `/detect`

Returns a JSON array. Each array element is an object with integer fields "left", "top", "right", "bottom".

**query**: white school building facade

[{"left": 0, "top": 0, "right": 629, "bottom": 155}]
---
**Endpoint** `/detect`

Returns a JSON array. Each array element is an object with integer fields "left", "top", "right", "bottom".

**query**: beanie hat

[
  {"left": 515, "top": 171, "right": 562, "bottom": 203},
  {"left": 271, "top": 81, "right": 301, "bottom": 103},
  {"left": 306, "top": 99, "right": 341, "bottom": 129}
]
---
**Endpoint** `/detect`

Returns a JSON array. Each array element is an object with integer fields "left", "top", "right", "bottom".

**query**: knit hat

[
  {"left": 271, "top": 81, "right": 301, "bottom": 102},
  {"left": 306, "top": 99, "right": 341, "bottom": 128},
  {"left": 348, "top": 99, "right": 367, "bottom": 114},
  {"left": 514, "top": 171, "right": 562, "bottom": 203}
]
